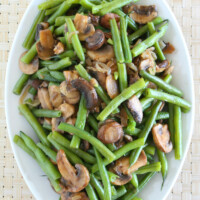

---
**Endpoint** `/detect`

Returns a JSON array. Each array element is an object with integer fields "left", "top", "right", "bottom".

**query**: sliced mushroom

[
  {"left": 152, "top": 123, "right": 173, "bottom": 153},
  {"left": 59, "top": 103, "right": 75, "bottom": 120},
  {"left": 57, "top": 149, "right": 90, "bottom": 192},
  {"left": 97, "top": 119, "right": 124, "bottom": 144},
  {"left": 111, "top": 173, "right": 132, "bottom": 186},
  {"left": 100, "top": 13, "right": 120, "bottom": 29},
  {"left": 156, "top": 60, "right": 170, "bottom": 73},
  {"left": 106, "top": 75, "right": 119, "bottom": 99},
  {"left": 163, "top": 42, "right": 175, "bottom": 54},
  {"left": 79, "top": 24, "right": 95, "bottom": 41},
  {"left": 87, "top": 45, "right": 115, "bottom": 63},
  {"left": 35, "top": 22, "right": 49, "bottom": 41},
  {"left": 120, "top": 108, "right": 128, "bottom": 127},
  {"left": 61, "top": 191, "right": 89, "bottom": 200},
  {"left": 48, "top": 85, "right": 63, "bottom": 108},
  {"left": 89, "top": 70, "right": 106, "bottom": 90},
  {"left": 85, "top": 29, "right": 105, "bottom": 50},
  {"left": 54, "top": 42, "right": 65, "bottom": 55},
  {"left": 19, "top": 52, "right": 39, "bottom": 75},
  {"left": 89, "top": 13, "right": 100, "bottom": 26},
  {"left": 36, "top": 41, "right": 54, "bottom": 60},
  {"left": 124, "top": 134, "right": 133, "bottom": 142},
  {"left": 71, "top": 78, "right": 98, "bottom": 110},
  {"left": 60, "top": 81, "right": 80, "bottom": 105},
  {"left": 40, "top": 29, "right": 55, "bottom": 49},
  {"left": 63, "top": 71, "right": 79, "bottom": 83},
  {"left": 38, "top": 87, "right": 53, "bottom": 109},
  {"left": 129, "top": 5, "right": 158, "bottom": 24},
  {"left": 52, "top": 117, "right": 65, "bottom": 133},
  {"left": 113, "top": 151, "right": 147, "bottom": 175},
  {"left": 163, "top": 65, "right": 174, "bottom": 76},
  {"left": 127, "top": 95, "right": 143, "bottom": 124}
]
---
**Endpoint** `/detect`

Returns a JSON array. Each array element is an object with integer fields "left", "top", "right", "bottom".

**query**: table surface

[{"left": 0, "top": 0, "right": 200, "bottom": 199}]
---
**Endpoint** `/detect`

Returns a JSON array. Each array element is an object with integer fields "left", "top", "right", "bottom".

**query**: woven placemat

[{"left": 0, "top": 0, "right": 199, "bottom": 199}]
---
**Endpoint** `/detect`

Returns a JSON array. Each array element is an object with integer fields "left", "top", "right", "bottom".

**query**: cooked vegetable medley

[{"left": 13, "top": 0, "right": 191, "bottom": 199}]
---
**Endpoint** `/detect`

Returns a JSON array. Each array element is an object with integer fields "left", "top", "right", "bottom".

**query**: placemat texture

[{"left": 0, "top": 0, "right": 199, "bottom": 199}]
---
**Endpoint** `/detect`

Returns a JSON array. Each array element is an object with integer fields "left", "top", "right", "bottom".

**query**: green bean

[
  {"left": 49, "top": 71, "right": 65, "bottom": 82},
  {"left": 114, "top": 71, "right": 118, "bottom": 80},
  {"left": 120, "top": 16, "right": 132, "bottom": 63},
  {"left": 87, "top": 114, "right": 98, "bottom": 132},
  {"left": 49, "top": 177, "right": 62, "bottom": 193},
  {"left": 132, "top": 197, "right": 142, "bottom": 200},
  {"left": 51, "top": 131, "right": 96, "bottom": 164},
  {"left": 55, "top": 15, "right": 75, "bottom": 26},
  {"left": 86, "top": 183, "right": 98, "bottom": 200},
  {"left": 54, "top": 50, "right": 75, "bottom": 60},
  {"left": 128, "top": 17, "right": 163, "bottom": 43},
  {"left": 21, "top": 42, "right": 37, "bottom": 64},
  {"left": 97, "top": 78, "right": 146, "bottom": 121},
  {"left": 37, "top": 68, "right": 60, "bottom": 82},
  {"left": 32, "top": 109, "right": 61, "bottom": 118},
  {"left": 107, "top": 38, "right": 113, "bottom": 45},
  {"left": 141, "top": 97, "right": 154, "bottom": 111},
  {"left": 38, "top": 0, "right": 65, "bottom": 10},
  {"left": 156, "top": 112, "right": 169, "bottom": 120},
  {"left": 112, "top": 186, "right": 127, "bottom": 200},
  {"left": 47, "top": 133, "right": 83, "bottom": 165},
  {"left": 22, "top": 10, "right": 45, "bottom": 49},
  {"left": 106, "top": 143, "right": 117, "bottom": 152},
  {"left": 66, "top": 18, "right": 85, "bottom": 61},
  {"left": 18, "top": 104, "right": 50, "bottom": 146},
  {"left": 157, "top": 148, "right": 168, "bottom": 184},
  {"left": 117, "top": 63, "right": 128, "bottom": 92},
  {"left": 48, "top": 57, "right": 72, "bottom": 71},
  {"left": 20, "top": 132, "right": 61, "bottom": 180},
  {"left": 49, "top": 25, "right": 55, "bottom": 33},
  {"left": 110, "top": 18, "right": 124, "bottom": 63},
  {"left": 121, "top": 172, "right": 156, "bottom": 200},
  {"left": 37, "top": 143, "right": 57, "bottom": 163},
  {"left": 94, "top": 148, "right": 111, "bottom": 200},
  {"left": 45, "top": 5, "right": 61, "bottom": 16},
  {"left": 145, "top": 88, "right": 191, "bottom": 111},
  {"left": 124, "top": 127, "right": 141, "bottom": 136},
  {"left": 90, "top": 174, "right": 104, "bottom": 200},
  {"left": 64, "top": 31, "right": 73, "bottom": 50},
  {"left": 106, "top": 171, "right": 119, "bottom": 182},
  {"left": 58, "top": 123, "right": 116, "bottom": 161},
  {"left": 111, "top": 186, "right": 117, "bottom": 196},
  {"left": 91, "top": 137, "right": 145, "bottom": 173},
  {"left": 135, "top": 162, "right": 161, "bottom": 174},
  {"left": 174, "top": 105, "right": 182, "bottom": 160},
  {"left": 47, "top": 0, "right": 79, "bottom": 25},
  {"left": 28, "top": 86, "right": 37, "bottom": 96},
  {"left": 132, "top": 22, "right": 168, "bottom": 57},
  {"left": 54, "top": 24, "right": 65, "bottom": 36},
  {"left": 113, "top": 9, "right": 138, "bottom": 31},
  {"left": 80, "top": 0, "right": 96, "bottom": 10},
  {"left": 144, "top": 145, "right": 155, "bottom": 156},
  {"left": 147, "top": 22, "right": 165, "bottom": 61},
  {"left": 131, "top": 173, "right": 139, "bottom": 188},
  {"left": 140, "top": 70, "right": 183, "bottom": 97},
  {"left": 43, "top": 122, "right": 52, "bottom": 131},
  {"left": 13, "top": 135, "right": 36, "bottom": 159},
  {"left": 13, "top": 74, "right": 30, "bottom": 95},
  {"left": 169, "top": 104, "right": 175, "bottom": 146},
  {"left": 130, "top": 101, "right": 162, "bottom": 166},
  {"left": 70, "top": 95, "right": 87, "bottom": 148}
]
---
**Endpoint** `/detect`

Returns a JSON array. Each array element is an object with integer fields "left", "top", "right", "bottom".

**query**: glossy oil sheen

[{"left": 5, "top": 0, "right": 194, "bottom": 199}]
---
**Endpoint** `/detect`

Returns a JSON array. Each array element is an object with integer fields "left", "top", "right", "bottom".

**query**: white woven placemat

[{"left": 0, "top": 0, "right": 199, "bottom": 199}]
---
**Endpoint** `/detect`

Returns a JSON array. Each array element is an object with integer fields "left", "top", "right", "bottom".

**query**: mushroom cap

[
  {"left": 58, "top": 103, "right": 75, "bottom": 120},
  {"left": 48, "top": 85, "right": 63, "bottom": 108},
  {"left": 57, "top": 150, "right": 90, "bottom": 193},
  {"left": 111, "top": 174, "right": 132, "bottom": 186},
  {"left": 85, "top": 29, "right": 105, "bottom": 50},
  {"left": 19, "top": 52, "right": 39, "bottom": 75},
  {"left": 156, "top": 60, "right": 170, "bottom": 73},
  {"left": 79, "top": 24, "right": 95, "bottom": 41},
  {"left": 52, "top": 117, "right": 65, "bottom": 133},
  {"left": 89, "top": 70, "right": 107, "bottom": 90},
  {"left": 61, "top": 191, "right": 89, "bottom": 200},
  {"left": 36, "top": 41, "right": 54, "bottom": 60},
  {"left": 100, "top": 13, "right": 120, "bottom": 29},
  {"left": 163, "top": 42, "right": 175, "bottom": 54},
  {"left": 40, "top": 29, "right": 55, "bottom": 49},
  {"left": 152, "top": 123, "right": 173, "bottom": 153},
  {"left": 71, "top": 78, "right": 98, "bottom": 110},
  {"left": 127, "top": 95, "right": 143, "bottom": 123},
  {"left": 54, "top": 42, "right": 65, "bottom": 55},
  {"left": 97, "top": 119, "right": 124, "bottom": 144},
  {"left": 106, "top": 75, "right": 119, "bottom": 99},
  {"left": 38, "top": 87, "right": 53, "bottom": 110},
  {"left": 129, "top": 5, "right": 158, "bottom": 24},
  {"left": 87, "top": 45, "right": 115, "bottom": 63}
]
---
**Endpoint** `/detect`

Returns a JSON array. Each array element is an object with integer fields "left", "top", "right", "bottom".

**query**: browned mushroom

[
  {"left": 38, "top": 87, "right": 53, "bottom": 110},
  {"left": 111, "top": 173, "right": 132, "bottom": 186},
  {"left": 61, "top": 191, "right": 89, "bottom": 200},
  {"left": 106, "top": 75, "right": 119, "bottom": 99},
  {"left": 163, "top": 65, "right": 174, "bottom": 76},
  {"left": 71, "top": 78, "right": 98, "bottom": 110},
  {"left": 85, "top": 29, "right": 105, "bottom": 50},
  {"left": 89, "top": 13, "right": 100, "bottom": 26},
  {"left": 97, "top": 119, "right": 124, "bottom": 144},
  {"left": 35, "top": 22, "right": 49, "bottom": 41},
  {"left": 63, "top": 71, "right": 79, "bottom": 82},
  {"left": 54, "top": 42, "right": 65, "bottom": 55},
  {"left": 127, "top": 95, "right": 143, "bottom": 124},
  {"left": 40, "top": 29, "right": 55, "bottom": 49},
  {"left": 19, "top": 52, "right": 39, "bottom": 75},
  {"left": 60, "top": 81, "right": 80, "bottom": 105},
  {"left": 100, "top": 13, "right": 120, "bottom": 29},
  {"left": 120, "top": 108, "right": 128, "bottom": 127},
  {"left": 124, "top": 134, "right": 133, "bottom": 142},
  {"left": 129, "top": 5, "right": 158, "bottom": 24},
  {"left": 156, "top": 60, "right": 170, "bottom": 73},
  {"left": 57, "top": 149, "right": 90, "bottom": 192},
  {"left": 163, "top": 42, "right": 175, "bottom": 54},
  {"left": 87, "top": 45, "right": 115, "bottom": 63},
  {"left": 48, "top": 85, "right": 63, "bottom": 108},
  {"left": 152, "top": 123, "right": 173, "bottom": 153},
  {"left": 52, "top": 117, "right": 65, "bottom": 133},
  {"left": 113, "top": 150, "right": 147, "bottom": 175},
  {"left": 36, "top": 41, "right": 54, "bottom": 60},
  {"left": 59, "top": 103, "right": 75, "bottom": 120}
]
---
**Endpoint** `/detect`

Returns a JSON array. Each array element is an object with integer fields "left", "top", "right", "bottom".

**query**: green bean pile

[{"left": 13, "top": 0, "right": 191, "bottom": 199}]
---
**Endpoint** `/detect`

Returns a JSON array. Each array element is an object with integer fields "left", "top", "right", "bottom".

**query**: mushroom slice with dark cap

[
  {"left": 19, "top": 52, "right": 39, "bottom": 75},
  {"left": 156, "top": 60, "right": 170, "bottom": 73},
  {"left": 89, "top": 70, "right": 107, "bottom": 90},
  {"left": 61, "top": 191, "right": 89, "bottom": 200},
  {"left": 36, "top": 41, "right": 54, "bottom": 60},
  {"left": 35, "top": 22, "right": 49, "bottom": 41},
  {"left": 97, "top": 119, "right": 123, "bottom": 144},
  {"left": 100, "top": 13, "right": 120, "bottom": 29},
  {"left": 87, "top": 45, "right": 115, "bottom": 63},
  {"left": 59, "top": 103, "right": 75, "bottom": 120},
  {"left": 40, "top": 29, "right": 55, "bottom": 49},
  {"left": 129, "top": 5, "right": 158, "bottom": 24},
  {"left": 48, "top": 85, "right": 63, "bottom": 108},
  {"left": 127, "top": 95, "right": 143, "bottom": 124},
  {"left": 71, "top": 78, "right": 98, "bottom": 110},
  {"left": 57, "top": 149, "right": 90, "bottom": 193},
  {"left": 38, "top": 87, "right": 53, "bottom": 110},
  {"left": 85, "top": 29, "right": 105, "bottom": 50},
  {"left": 152, "top": 123, "right": 173, "bottom": 153},
  {"left": 163, "top": 42, "right": 175, "bottom": 54}
]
